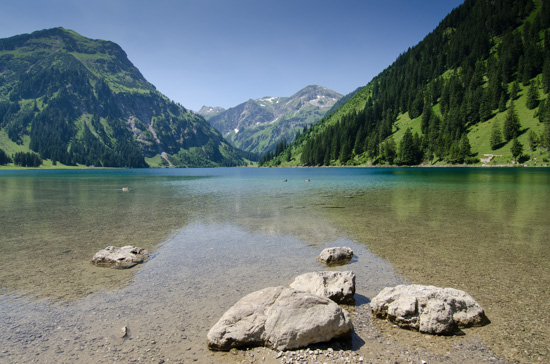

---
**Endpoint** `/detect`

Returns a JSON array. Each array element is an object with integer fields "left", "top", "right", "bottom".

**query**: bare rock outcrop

[
  {"left": 289, "top": 271, "right": 356, "bottom": 304},
  {"left": 317, "top": 247, "right": 353, "bottom": 266},
  {"left": 207, "top": 286, "right": 352, "bottom": 351},
  {"left": 370, "top": 284, "right": 488, "bottom": 335},
  {"left": 92, "top": 245, "right": 149, "bottom": 269}
]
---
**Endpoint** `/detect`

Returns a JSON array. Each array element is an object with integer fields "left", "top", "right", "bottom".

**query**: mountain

[
  {"left": 207, "top": 85, "right": 342, "bottom": 155},
  {"left": 262, "top": 0, "right": 550, "bottom": 167},
  {"left": 197, "top": 105, "right": 226, "bottom": 120},
  {"left": 0, "top": 27, "right": 246, "bottom": 167}
]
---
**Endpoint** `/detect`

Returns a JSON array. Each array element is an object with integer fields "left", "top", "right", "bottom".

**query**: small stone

[
  {"left": 92, "top": 246, "right": 149, "bottom": 269},
  {"left": 317, "top": 247, "right": 353, "bottom": 266}
]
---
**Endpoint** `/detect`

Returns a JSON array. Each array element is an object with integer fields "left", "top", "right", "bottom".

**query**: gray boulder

[
  {"left": 289, "top": 271, "right": 356, "bottom": 304},
  {"left": 318, "top": 247, "right": 353, "bottom": 266},
  {"left": 92, "top": 245, "right": 149, "bottom": 269},
  {"left": 370, "top": 284, "right": 488, "bottom": 335},
  {"left": 207, "top": 286, "right": 352, "bottom": 351}
]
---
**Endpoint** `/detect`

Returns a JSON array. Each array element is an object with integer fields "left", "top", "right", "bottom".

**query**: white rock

[
  {"left": 289, "top": 271, "right": 355, "bottom": 304},
  {"left": 370, "top": 284, "right": 488, "bottom": 335},
  {"left": 317, "top": 247, "right": 353, "bottom": 266},
  {"left": 92, "top": 245, "right": 149, "bottom": 269},
  {"left": 207, "top": 286, "right": 352, "bottom": 351}
]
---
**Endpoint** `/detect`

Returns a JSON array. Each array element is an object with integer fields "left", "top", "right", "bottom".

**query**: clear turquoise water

[{"left": 0, "top": 167, "right": 549, "bottom": 363}]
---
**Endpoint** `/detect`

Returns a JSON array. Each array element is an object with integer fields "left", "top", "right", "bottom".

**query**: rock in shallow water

[
  {"left": 92, "top": 245, "right": 149, "bottom": 269},
  {"left": 317, "top": 247, "right": 354, "bottom": 266},
  {"left": 207, "top": 286, "right": 352, "bottom": 351},
  {"left": 370, "top": 284, "right": 488, "bottom": 335},
  {"left": 289, "top": 271, "right": 356, "bottom": 304}
]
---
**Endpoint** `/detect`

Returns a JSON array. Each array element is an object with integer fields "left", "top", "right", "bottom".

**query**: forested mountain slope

[
  {"left": 0, "top": 28, "right": 245, "bottom": 167},
  {"left": 262, "top": 0, "right": 550, "bottom": 167}
]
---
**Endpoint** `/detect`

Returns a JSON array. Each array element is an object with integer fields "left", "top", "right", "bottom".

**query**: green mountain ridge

[
  {"left": 206, "top": 85, "right": 342, "bottom": 155},
  {"left": 0, "top": 27, "right": 246, "bottom": 168},
  {"left": 262, "top": 0, "right": 550, "bottom": 167}
]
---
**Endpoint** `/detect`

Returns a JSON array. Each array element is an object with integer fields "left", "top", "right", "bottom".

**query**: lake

[{"left": 0, "top": 167, "right": 549, "bottom": 363}]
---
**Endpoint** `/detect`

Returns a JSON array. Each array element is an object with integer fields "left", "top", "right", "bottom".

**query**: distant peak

[{"left": 197, "top": 105, "right": 225, "bottom": 118}]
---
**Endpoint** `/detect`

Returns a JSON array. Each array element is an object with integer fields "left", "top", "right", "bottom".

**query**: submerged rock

[
  {"left": 370, "top": 284, "right": 488, "bottom": 335},
  {"left": 207, "top": 286, "right": 352, "bottom": 351},
  {"left": 92, "top": 245, "right": 149, "bottom": 269},
  {"left": 318, "top": 247, "right": 354, "bottom": 266},
  {"left": 289, "top": 271, "right": 356, "bottom": 304}
]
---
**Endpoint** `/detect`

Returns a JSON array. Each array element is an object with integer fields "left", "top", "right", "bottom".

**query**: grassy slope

[{"left": 380, "top": 79, "right": 549, "bottom": 166}]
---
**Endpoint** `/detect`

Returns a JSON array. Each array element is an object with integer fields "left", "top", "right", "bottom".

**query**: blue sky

[{"left": 1, "top": 0, "right": 463, "bottom": 111}]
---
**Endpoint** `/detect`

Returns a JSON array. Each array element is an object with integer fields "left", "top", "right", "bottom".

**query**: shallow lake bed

[{"left": 1, "top": 167, "right": 548, "bottom": 363}]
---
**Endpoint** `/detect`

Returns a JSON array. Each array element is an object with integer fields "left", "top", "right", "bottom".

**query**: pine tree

[
  {"left": 510, "top": 137, "right": 523, "bottom": 162},
  {"left": 380, "top": 137, "right": 397, "bottom": 164},
  {"left": 479, "top": 93, "right": 492, "bottom": 122},
  {"left": 541, "top": 122, "right": 550, "bottom": 151},
  {"left": 421, "top": 101, "right": 432, "bottom": 135},
  {"left": 459, "top": 134, "right": 471, "bottom": 159},
  {"left": 526, "top": 80, "right": 540, "bottom": 110},
  {"left": 448, "top": 140, "right": 462, "bottom": 164},
  {"left": 0, "top": 148, "right": 12, "bottom": 165},
  {"left": 503, "top": 102, "right": 521, "bottom": 141},
  {"left": 490, "top": 120, "right": 503, "bottom": 150},
  {"left": 510, "top": 81, "right": 520, "bottom": 100},
  {"left": 540, "top": 97, "right": 550, "bottom": 123},
  {"left": 527, "top": 130, "right": 538, "bottom": 151},
  {"left": 543, "top": 57, "right": 550, "bottom": 93},
  {"left": 398, "top": 129, "right": 421, "bottom": 165},
  {"left": 498, "top": 93, "right": 507, "bottom": 113}
]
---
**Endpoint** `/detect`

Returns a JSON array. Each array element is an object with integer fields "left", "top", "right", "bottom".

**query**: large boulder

[
  {"left": 370, "top": 284, "right": 488, "bottom": 335},
  {"left": 207, "top": 286, "right": 352, "bottom": 351},
  {"left": 92, "top": 245, "right": 149, "bottom": 269},
  {"left": 289, "top": 271, "right": 356, "bottom": 304},
  {"left": 317, "top": 247, "right": 353, "bottom": 266}
]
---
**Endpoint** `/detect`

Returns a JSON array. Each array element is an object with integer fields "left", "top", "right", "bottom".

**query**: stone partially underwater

[
  {"left": 317, "top": 247, "right": 354, "bottom": 266},
  {"left": 92, "top": 246, "right": 149, "bottom": 269},
  {"left": 206, "top": 286, "right": 352, "bottom": 351},
  {"left": 370, "top": 284, "right": 489, "bottom": 335}
]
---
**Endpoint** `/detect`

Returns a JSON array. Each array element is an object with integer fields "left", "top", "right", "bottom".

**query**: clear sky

[{"left": 1, "top": 0, "right": 464, "bottom": 111}]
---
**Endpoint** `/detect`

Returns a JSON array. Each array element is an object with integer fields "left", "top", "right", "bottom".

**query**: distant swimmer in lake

[
  {"left": 122, "top": 187, "right": 129, "bottom": 192},
  {"left": 305, "top": 179, "right": 310, "bottom": 182},
  {"left": 282, "top": 179, "right": 287, "bottom": 182}
]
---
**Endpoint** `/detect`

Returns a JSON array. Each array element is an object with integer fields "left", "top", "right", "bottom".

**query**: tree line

[
  {"left": 0, "top": 148, "right": 42, "bottom": 167},
  {"left": 262, "top": 0, "right": 550, "bottom": 166}
]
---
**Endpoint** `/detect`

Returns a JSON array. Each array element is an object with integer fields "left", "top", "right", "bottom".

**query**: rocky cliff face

[{"left": 207, "top": 85, "right": 342, "bottom": 155}]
